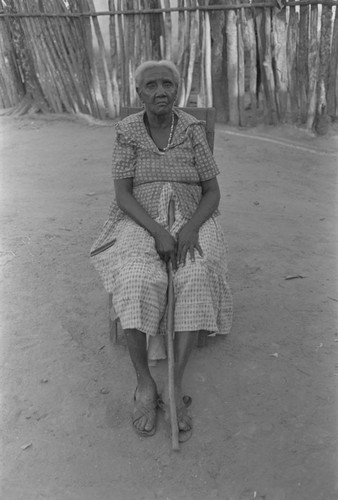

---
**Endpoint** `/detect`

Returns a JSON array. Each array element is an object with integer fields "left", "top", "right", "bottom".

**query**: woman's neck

[{"left": 146, "top": 111, "right": 172, "bottom": 129}]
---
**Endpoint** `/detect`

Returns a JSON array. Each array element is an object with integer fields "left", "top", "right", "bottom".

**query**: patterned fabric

[
  {"left": 90, "top": 108, "right": 233, "bottom": 340},
  {"left": 91, "top": 109, "right": 220, "bottom": 254}
]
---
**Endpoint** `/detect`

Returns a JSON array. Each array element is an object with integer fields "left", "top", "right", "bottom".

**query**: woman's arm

[
  {"left": 115, "top": 178, "right": 177, "bottom": 265},
  {"left": 176, "top": 177, "right": 220, "bottom": 265}
]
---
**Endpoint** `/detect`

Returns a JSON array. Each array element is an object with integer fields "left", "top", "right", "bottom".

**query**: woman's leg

[
  {"left": 174, "top": 330, "right": 196, "bottom": 390},
  {"left": 124, "top": 328, "right": 158, "bottom": 433}
]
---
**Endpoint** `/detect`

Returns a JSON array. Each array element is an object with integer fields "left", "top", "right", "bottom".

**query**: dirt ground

[{"left": 0, "top": 113, "right": 337, "bottom": 500}]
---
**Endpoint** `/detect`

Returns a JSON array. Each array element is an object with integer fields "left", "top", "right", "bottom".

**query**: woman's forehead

[{"left": 142, "top": 67, "right": 174, "bottom": 83}]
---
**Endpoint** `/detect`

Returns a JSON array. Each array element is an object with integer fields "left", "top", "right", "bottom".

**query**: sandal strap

[{"left": 133, "top": 401, "right": 157, "bottom": 425}]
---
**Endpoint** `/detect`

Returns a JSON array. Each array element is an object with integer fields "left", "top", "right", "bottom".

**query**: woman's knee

[
  {"left": 175, "top": 261, "right": 208, "bottom": 288},
  {"left": 119, "top": 261, "right": 168, "bottom": 292}
]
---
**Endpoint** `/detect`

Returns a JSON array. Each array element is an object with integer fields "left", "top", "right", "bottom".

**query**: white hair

[{"left": 134, "top": 60, "right": 180, "bottom": 88}]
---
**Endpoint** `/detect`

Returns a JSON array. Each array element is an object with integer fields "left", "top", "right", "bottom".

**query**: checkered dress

[{"left": 91, "top": 109, "right": 232, "bottom": 343}]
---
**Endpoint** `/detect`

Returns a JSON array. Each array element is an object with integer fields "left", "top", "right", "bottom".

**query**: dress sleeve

[
  {"left": 190, "top": 123, "right": 220, "bottom": 181},
  {"left": 112, "top": 123, "right": 136, "bottom": 180}
]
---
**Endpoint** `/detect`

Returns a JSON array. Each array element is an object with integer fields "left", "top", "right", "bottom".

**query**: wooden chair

[{"left": 109, "top": 106, "right": 216, "bottom": 347}]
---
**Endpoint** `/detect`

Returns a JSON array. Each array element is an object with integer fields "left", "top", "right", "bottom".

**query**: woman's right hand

[{"left": 153, "top": 226, "right": 177, "bottom": 269}]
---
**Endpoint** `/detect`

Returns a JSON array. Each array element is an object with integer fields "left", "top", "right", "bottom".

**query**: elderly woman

[{"left": 91, "top": 60, "right": 232, "bottom": 441}]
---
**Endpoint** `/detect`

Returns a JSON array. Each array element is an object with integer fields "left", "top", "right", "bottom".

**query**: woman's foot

[
  {"left": 159, "top": 387, "right": 193, "bottom": 442},
  {"left": 132, "top": 381, "right": 158, "bottom": 437}
]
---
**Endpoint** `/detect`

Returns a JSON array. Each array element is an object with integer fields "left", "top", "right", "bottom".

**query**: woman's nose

[{"left": 155, "top": 83, "right": 166, "bottom": 95}]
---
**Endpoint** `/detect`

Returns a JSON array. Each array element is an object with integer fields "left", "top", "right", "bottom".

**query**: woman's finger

[
  {"left": 189, "top": 246, "right": 195, "bottom": 263},
  {"left": 196, "top": 242, "right": 204, "bottom": 257}
]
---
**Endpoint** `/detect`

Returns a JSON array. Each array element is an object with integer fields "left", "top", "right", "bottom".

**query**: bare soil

[{"left": 1, "top": 114, "right": 337, "bottom": 500}]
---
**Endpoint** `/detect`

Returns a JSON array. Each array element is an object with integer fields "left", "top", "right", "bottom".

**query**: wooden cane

[{"left": 167, "top": 197, "right": 179, "bottom": 451}]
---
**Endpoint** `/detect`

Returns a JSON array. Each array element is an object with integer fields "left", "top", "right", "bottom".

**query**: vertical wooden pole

[
  {"left": 226, "top": 4, "right": 239, "bottom": 125},
  {"left": 197, "top": 9, "right": 207, "bottom": 108},
  {"left": 306, "top": 2, "right": 319, "bottom": 130},
  {"left": 205, "top": 9, "right": 212, "bottom": 107},
  {"left": 88, "top": 0, "right": 115, "bottom": 118},
  {"left": 176, "top": 0, "right": 186, "bottom": 71},
  {"left": 318, "top": 3, "right": 333, "bottom": 113},
  {"left": 272, "top": 2, "right": 287, "bottom": 123},
  {"left": 0, "top": 5, "right": 24, "bottom": 107},
  {"left": 177, "top": 0, "right": 191, "bottom": 107},
  {"left": 210, "top": 1, "right": 227, "bottom": 123},
  {"left": 286, "top": 4, "right": 298, "bottom": 123},
  {"left": 263, "top": 7, "right": 278, "bottom": 124},
  {"left": 116, "top": 0, "right": 126, "bottom": 107},
  {"left": 253, "top": 2, "right": 269, "bottom": 122},
  {"left": 243, "top": 6, "right": 257, "bottom": 126},
  {"left": 134, "top": 0, "right": 142, "bottom": 84},
  {"left": 327, "top": 4, "right": 338, "bottom": 119},
  {"left": 314, "top": 2, "right": 333, "bottom": 134},
  {"left": 149, "top": 0, "right": 162, "bottom": 59},
  {"left": 78, "top": 0, "right": 106, "bottom": 118},
  {"left": 162, "top": 0, "right": 172, "bottom": 61},
  {"left": 298, "top": 0, "right": 309, "bottom": 124},
  {"left": 140, "top": 0, "right": 151, "bottom": 62},
  {"left": 184, "top": 0, "right": 199, "bottom": 107},
  {"left": 109, "top": 0, "right": 121, "bottom": 116},
  {"left": 237, "top": 5, "right": 246, "bottom": 127}
]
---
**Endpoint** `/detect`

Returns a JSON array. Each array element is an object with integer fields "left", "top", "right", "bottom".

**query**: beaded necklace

[{"left": 145, "top": 112, "right": 175, "bottom": 154}]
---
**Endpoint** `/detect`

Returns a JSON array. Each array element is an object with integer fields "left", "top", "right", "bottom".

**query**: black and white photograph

[{"left": 1, "top": 1, "right": 337, "bottom": 499}]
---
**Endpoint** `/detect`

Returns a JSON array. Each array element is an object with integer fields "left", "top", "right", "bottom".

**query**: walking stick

[{"left": 167, "top": 197, "right": 179, "bottom": 451}]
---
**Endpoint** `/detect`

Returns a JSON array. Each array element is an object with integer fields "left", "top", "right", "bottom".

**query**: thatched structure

[{"left": 0, "top": 0, "right": 337, "bottom": 131}]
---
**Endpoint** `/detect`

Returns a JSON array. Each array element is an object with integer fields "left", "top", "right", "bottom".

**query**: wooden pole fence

[
  {"left": 0, "top": 0, "right": 337, "bottom": 131},
  {"left": 0, "top": 1, "right": 337, "bottom": 17}
]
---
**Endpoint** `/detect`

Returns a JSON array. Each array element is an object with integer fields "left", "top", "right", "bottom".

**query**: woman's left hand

[{"left": 176, "top": 222, "right": 203, "bottom": 266}]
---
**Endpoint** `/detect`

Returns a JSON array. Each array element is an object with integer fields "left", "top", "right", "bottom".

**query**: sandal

[
  {"left": 132, "top": 389, "right": 158, "bottom": 437},
  {"left": 158, "top": 394, "right": 193, "bottom": 443}
]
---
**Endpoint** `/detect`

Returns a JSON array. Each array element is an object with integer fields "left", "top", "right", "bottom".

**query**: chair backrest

[{"left": 120, "top": 107, "right": 216, "bottom": 153}]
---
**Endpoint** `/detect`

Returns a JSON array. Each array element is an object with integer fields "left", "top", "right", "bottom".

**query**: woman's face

[{"left": 137, "top": 67, "right": 177, "bottom": 116}]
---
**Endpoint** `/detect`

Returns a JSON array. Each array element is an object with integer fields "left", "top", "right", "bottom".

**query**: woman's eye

[
  {"left": 164, "top": 82, "right": 173, "bottom": 88},
  {"left": 146, "top": 83, "right": 156, "bottom": 90}
]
